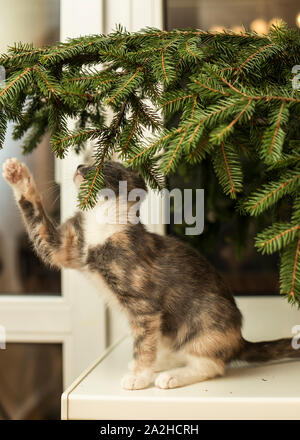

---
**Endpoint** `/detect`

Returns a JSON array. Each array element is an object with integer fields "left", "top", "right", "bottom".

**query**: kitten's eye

[{"left": 77, "top": 164, "right": 84, "bottom": 171}]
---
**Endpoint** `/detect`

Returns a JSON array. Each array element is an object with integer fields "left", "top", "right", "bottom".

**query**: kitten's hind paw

[{"left": 2, "top": 158, "right": 30, "bottom": 186}]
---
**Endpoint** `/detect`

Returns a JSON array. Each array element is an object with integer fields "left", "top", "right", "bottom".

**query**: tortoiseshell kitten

[{"left": 2, "top": 158, "right": 299, "bottom": 390}]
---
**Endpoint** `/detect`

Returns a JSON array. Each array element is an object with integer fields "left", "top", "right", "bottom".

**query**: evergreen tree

[{"left": 0, "top": 24, "right": 299, "bottom": 304}]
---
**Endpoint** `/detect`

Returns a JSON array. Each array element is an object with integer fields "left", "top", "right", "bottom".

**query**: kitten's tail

[{"left": 235, "top": 338, "right": 300, "bottom": 362}]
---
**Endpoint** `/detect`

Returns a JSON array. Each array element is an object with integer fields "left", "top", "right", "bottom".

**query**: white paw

[
  {"left": 121, "top": 372, "right": 152, "bottom": 390},
  {"left": 2, "top": 158, "right": 30, "bottom": 186},
  {"left": 155, "top": 372, "right": 179, "bottom": 389}
]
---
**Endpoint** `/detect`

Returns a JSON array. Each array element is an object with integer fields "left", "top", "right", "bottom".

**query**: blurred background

[
  {"left": 166, "top": 0, "right": 300, "bottom": 297},
  {"left": 166, "top": 0, "right": 300, "bottom": 33},
  {"left": 0, "top": 0, "right": 299, "bottom": 420},
  {"left": 0, "top": 0, "right": 61, "bottom": 420}
]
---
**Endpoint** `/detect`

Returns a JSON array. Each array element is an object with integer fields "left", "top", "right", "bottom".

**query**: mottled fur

[{"left": 2, "top": 158, "right": 300, "bottom": 390}]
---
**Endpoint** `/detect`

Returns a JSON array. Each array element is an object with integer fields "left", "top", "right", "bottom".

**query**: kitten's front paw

[
  {"left": 2, "top": 158, "right": 30, "bottom": 186},
  {"left": 121, "top": 372, "right": 152, "bottom": 390},
  {"left": 155, "top": 372, "right": 179, "bottom": 389}
]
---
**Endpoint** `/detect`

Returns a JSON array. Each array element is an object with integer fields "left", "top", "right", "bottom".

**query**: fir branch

[
  {"left": 32, "top": 66, "right": 58, "bottom": 96},
  {"left": 161, "top": 48, "right": 168, "bottom": 82},
  {"left": 160, "top": 93, "right": 195, "bottom": 110},
  {"left": 0, "top": 25, "right": 300, "bottom": 305},
  {"left": 187, "top": 99, "right": 239, "bottom": 149},
  {"left": 211, "top": 99, "right": 253, "bottom": 144},
  {"left": 290, "top": 237, "right": 300, "bottom": 299},
  {"left": 107, "top": 65, "right": 144, "bottom": 104},
  {"left": 185, "top": 37, "right": 201, "bottom": 61},
  {"left": 161, "top": 41, "right": 174, "bottom": 82},
  {"left": 220, "top": 76, "right": 300, "bottom": 103},
  {"left": 121, "top": 110, "right": 139, "bottom": 155},
  {"left": 0, "top": 47, "right": 47, "bottom": 66},
  {"left": 52, "top": 129, "right": 100, "bottom": 152},
  {"left": 139, "top": 160, "right": 165, "bottom": 190},
  {"left": 244, "top": 170, "right": 300, "bottom": 215},
  {"left": 67, "top": 75, "right": 113, "bottom": 84},
  {"left": 163, "top": 128, "right": 188, "bottom": 174},
  {"left": 193, "top": 79, "right": 229, "bottom": 96},
  {"left": 269, "top": 101, "right": 285, "bottom": 155},
  {"left": 42, "top": 37, "right": 104, "bottom": 64},
  {"left": 212, "top": 142, "right": 243, "bottom": 198},
  {"left": 186, "top": 137, "right": 210, "bottom": 162},
  {"left": 98, "top": 49, "right": 137, "bottom": 67},
  {"left": 234, "top": 43, "right": 275, "bottom": 77},
  {"left": 0, "top": 110, "right": 7, "bottom": 149},
  {"left": 129, "top": 127, "right": 185, "bottom": 164},
  {"left": 280, "top": 236, "right": 300, "bottom": 300},
  {"left": 0, "top": 67, "right": 33, "bottom": 104},
  {"left": 191, "top": 96, "right": 197, "bottom": 119},
  {"left": 188, "top": 117, "right": 205, "bottom": 146},
  {"left": 256, "top": 223, "right": 300, "bottom": 254},
  {"left": 221, "top": 142, "right": 235, "bottom": 196},
  {"left": 260, "top": 101, "right": 289, "bottom": 164},
  {"left": 8, "top": 42, "right": 47, "bottom": 54},
  {"left": 79, "top": 100, "right": 127, "bottom": 209}
]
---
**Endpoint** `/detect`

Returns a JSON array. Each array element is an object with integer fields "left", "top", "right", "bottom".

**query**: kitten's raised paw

[
  {"left": 2, "top": 158, "right": 30, "bottom": 185},
  {"left": 121, "top": 372, "right": 152, "bottom": 390},
  {"left": 155, "top": 372, "right": 179, "bottom": 389}
]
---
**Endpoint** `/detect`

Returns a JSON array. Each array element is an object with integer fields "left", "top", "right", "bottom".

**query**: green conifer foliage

[{"left": 0, "top": 25, "right": 299, "bottom": 304}]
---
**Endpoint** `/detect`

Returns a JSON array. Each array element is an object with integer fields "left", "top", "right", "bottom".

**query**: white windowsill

[{"left": 61, "top": 297, "right": 300, "bottom": 420}]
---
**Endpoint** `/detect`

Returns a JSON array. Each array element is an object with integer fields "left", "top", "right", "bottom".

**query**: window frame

[{"left": 0, "top": 0, "right": 107, "bottom": 389}]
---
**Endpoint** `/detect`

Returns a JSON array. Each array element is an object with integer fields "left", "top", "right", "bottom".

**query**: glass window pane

[
  {"left": 0, "top": 0, "right": 61, "bottom": 295},
  {"left": 0, "top": 343, "right": 62, "bottom": 420},
  {"left": 164, "top": 1, "right": 297, "bottom": 295},
  {"left": 166, "top": 0, "right": 300, "bottom": 31}
]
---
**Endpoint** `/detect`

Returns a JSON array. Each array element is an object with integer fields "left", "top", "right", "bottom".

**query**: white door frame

[{"left": 0, "top": 0, "right": 107, "bottom": 390}]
